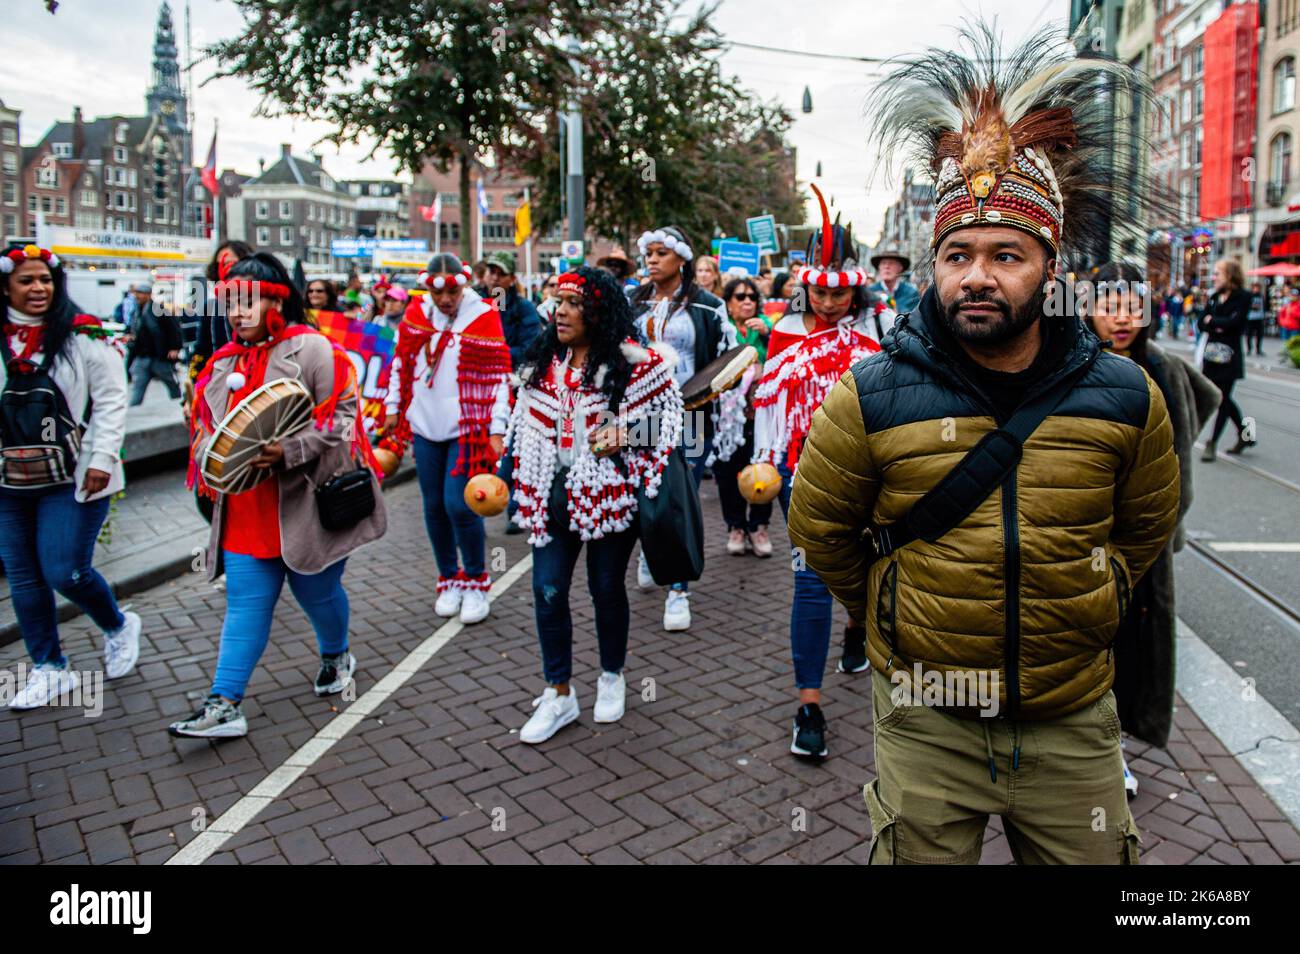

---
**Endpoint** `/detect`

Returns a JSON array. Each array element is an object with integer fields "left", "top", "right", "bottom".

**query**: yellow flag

[{"left": 514, "top": 201, "right": 531, "bottom": 246}]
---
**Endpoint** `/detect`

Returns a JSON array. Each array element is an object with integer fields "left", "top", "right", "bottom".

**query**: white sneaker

[
  {"left": 519, "top": 687, "right": 580, "bottom": 744},
  {"left": 636, "top": 552, "right": 655, "bottom": 589},
  {"left": 104, "top": 610, "right": 141, "bottom": 680},
  {"left": 9, "top": 664, "right": 80, "bottom": 710},
  {"left": 459, "top": 589, "right": 490, "bottom": 625},
  {"left": 435, "top": 586, "right": 463, "bottom": 618},
  {"left": 1122, "top": 751, "right": 1138, "bottom": 798},
  {"left": 663, "top": 590, "right": 691, "bottom": 631},
  {"left": 593, "top": 671, "right": 626, "bottom": 723}
]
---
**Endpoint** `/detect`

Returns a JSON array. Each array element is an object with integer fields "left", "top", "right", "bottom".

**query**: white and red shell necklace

[{"left": 556, "top": 351, "right": 585, "bottom": 453}]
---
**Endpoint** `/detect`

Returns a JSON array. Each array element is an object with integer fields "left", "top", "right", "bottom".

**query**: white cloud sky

[{"left": 3, "top": 0, "right": 1069, "bottom": 243}]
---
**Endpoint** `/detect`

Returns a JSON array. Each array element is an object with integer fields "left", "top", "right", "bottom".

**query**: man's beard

[{"left": 939, "top": 271, "right": 1051, "bottom": 346}]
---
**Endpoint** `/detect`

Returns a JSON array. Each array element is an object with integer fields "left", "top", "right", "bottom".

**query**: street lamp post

[{"left": 565, "top": 36, "right": 584, "bottom": 250}]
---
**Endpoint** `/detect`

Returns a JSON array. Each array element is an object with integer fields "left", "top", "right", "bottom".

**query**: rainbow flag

[{"left": 310, "top": 309, "right": 398, "bottom": 428}]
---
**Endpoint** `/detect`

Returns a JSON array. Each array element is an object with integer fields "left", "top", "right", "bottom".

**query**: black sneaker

[
  {"left": 791, "top": 703, "right": 828, "bottom": 759},
  {"left": 837, "top": 624, "right": 869, "bottom": 674},
  {"left": 314, "top": 651, "right": 356, "bottom": 696},
  {"left": 168, "top": 695, "right": 248, "bottom": 738}
]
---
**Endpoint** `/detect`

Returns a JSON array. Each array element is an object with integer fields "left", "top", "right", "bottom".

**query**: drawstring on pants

[
  {"left": 983, "top": 721, "right": 996, "bottom": 783},
  {"left": 983, "top": 721, "right": 1023, "bottom": 784}
]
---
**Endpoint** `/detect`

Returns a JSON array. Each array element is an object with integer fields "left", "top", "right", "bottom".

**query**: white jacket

[
  {"left": 384, "top": 289, "right": 510, "bottom": 443},
  {"left": 1, "top": 309, "right": 128, "bottom": 502}
]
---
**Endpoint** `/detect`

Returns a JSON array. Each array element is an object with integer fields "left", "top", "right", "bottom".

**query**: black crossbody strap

[{"left": 871, "top": 364, "right": 1088, "bottom": 558}]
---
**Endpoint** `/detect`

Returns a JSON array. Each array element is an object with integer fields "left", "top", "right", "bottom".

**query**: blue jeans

[
  {"left": 0, "top": 485, "right": 124, "bottom": 668},
  {"left": 532, "top": 488, "right": 639, "bottom": 684},
  {"left": 413, "top": 435, "right": 486, "bottom": 579},
  {"left": 211, "top": 552, "right": 349, "bottom": 701},
  {"left": 778, "top": 465, "right": 833, "bottom": 690}
]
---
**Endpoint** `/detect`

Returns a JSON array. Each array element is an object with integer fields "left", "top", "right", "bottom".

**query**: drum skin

[
  {"left": 738, "top": 463, "right": 782, "bottom": 504},
  {"left": 464, "top": 473, "right": 509, "bottom": 516},
  {"left": 201, "top": 378, "right": 314, "bottom": 494}
]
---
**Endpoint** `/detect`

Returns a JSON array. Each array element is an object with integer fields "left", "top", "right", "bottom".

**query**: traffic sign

[
  {"left": 745, "top": 215, "right": 780, "bottom": 254},
  {"left": 561, "top": 240, "right": 584, "bottom": 265}
]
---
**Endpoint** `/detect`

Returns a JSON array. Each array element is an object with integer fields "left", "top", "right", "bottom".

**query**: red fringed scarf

[
  {"left": 188, "top": 324, "right": 381, "bottom": 497},
  {"left": 4, "top": 314, "right": 106, "bottom": 373},
  {"left": 381, "top": 298, "right": 510, "bottom": 478}
]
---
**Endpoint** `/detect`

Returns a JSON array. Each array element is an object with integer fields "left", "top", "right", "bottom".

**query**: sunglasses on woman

[{"left": 730, "top": 292, "right": 758, "bottom": 302}]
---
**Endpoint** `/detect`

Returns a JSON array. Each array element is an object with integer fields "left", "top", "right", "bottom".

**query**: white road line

[
  {"left": 1176, "top": 619, "right": 1300, "bottom": 830},
  {"left": 166, "top": 553, "right": 534, "bottom": 866},
  {"left": 1207, "top": 542, "right": 1300, "bottom": 553}
]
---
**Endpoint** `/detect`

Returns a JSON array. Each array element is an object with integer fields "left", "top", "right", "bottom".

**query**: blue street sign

[
  {"left": 331, "top": 237, "right": 428, "bottom": 258},
  {"left": 717, "top": 239, "right": 762, "bottom": 277},
  {"left": 787, "top": 250, "right": 807, "bottom": 265}
]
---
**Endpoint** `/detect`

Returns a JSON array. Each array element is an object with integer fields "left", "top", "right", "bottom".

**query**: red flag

[
  {"left": 200, "top": 130, "right": 218, "bottom": 196},
  {"left": 419, "top": 204, "right": 435, "bottom": 221}
]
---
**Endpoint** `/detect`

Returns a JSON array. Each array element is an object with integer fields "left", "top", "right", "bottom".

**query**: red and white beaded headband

[
  {"left": 213, "top": 278, "right": 293, "bottom": 300},
  {"left": 796, "top": 265, "right": 868, "bottom": 288},
  {"left": 0, "top": 244, "right": 61, "bottom": 274},
  {"left": 418, "top": 264, "right": 473, "bottom": 290}
]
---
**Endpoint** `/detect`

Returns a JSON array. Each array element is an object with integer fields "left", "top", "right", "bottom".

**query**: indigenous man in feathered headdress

[{"left": 787, "top": 25, "right": 1181, "bottom": 864}]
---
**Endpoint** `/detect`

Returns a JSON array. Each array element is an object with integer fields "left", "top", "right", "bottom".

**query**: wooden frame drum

[{"left": 200, "top": 378, "right": 314, "bottom": 495}]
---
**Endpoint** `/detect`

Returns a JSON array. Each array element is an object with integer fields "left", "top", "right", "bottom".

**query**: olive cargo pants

[{"left": 865, "top": 670, "right": 1141, "bottom": 864}]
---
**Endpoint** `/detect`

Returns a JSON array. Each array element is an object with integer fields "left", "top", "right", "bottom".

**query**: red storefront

[{"left": 1200, "top": 2, "right": 1258, "bottom": 223}]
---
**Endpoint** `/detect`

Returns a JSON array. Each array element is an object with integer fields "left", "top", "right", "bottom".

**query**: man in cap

[{"left": 868, "top": 249, "right": 921, "bottom": 317}]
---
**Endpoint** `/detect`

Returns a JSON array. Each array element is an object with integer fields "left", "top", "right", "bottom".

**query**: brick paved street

[{"left": 1, "top": 477, "right": 1296, "bottom": 865}]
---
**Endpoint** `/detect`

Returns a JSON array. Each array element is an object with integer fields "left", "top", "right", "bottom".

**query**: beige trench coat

[{"left": 195, "top": 330, "right": 387, "bottom": 581}]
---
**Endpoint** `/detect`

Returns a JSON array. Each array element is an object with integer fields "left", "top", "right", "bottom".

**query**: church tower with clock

[{"left": 145, "top": 1, "right": 187, "bottom": 133}]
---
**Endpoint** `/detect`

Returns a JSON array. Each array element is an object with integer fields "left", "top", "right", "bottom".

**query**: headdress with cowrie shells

[{"left": 868, "top": 23, "right": 1145, "bottom": 262}]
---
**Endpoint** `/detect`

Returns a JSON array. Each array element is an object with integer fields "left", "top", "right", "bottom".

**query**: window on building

[
  {"left": 483, "top": 212, "right": 513, "bottom": 242},
  {"left": 278, "top": 226, "right": 291, "bottom": 246},
  {"left": 114, "top": 218, "right": 126, "bottom": 232},
  {"left": 2, "top": 152, "right": 16, "bottom": 175},
  {"left": 256, "top": 226, "right": 270, "bottom": 245},
  {"left": 279, "top": 200, "right": 291, "bottom": 218},
  {"left": 36, "top": 165, "right": 59, "bottom": 189},
  {"left": 1180, "top": 54, "right": 1191, "bottom": 82},
  {"left": 1, "top": 128, "right": 15, "bottom": 145},
  {"left": 1178, "top": 178, "right": 1190, "bottom": 222},
  {"left": 194, "top": 185, "right": 205, "bottom": 201},
  {"left": 3, "top": 182, "right": 15, "bottom": 206},
  {"left": 116, "top": 123, "right": 128, "bottom": 144},
  {"left": 1194, "top": 82, "right": 1203, "bottom": 118},
  {"left": 1180, "top": 89, "right": 1191, "bottom": 124},
  {"left": 1181, "top": 131, "right": 1191, "bottom": 169},
  {"left": 114, "top": 146, "right": 127, "bottom": 163},
  {"left": 1195, "top": 126, "right": 1202, "bottom": 165},
  {"left": 155, "top": 203, "right": 165, "bottom": 219},
  {"left": 27, "top": 195, "right": 36, "bottom": 212},
  {"left": 128, "top": 169, "right": 137, "bottom": 188},
  {"left": 1270, "top": 131, "right": 1293, "bottom": 186},
  {"left": 4, "top": 213, "right": 17, "bottom": 237},
  {"left": 51, "top": 142, "right": 72, "bottom": 158},
  {"left": 40, "top": 196, "right": 52, "bottom": 213},
  {"left": 1193, "top": 45, "right": 1203, "bottom": 77},
  {"left": 256, "top": 200, "right": 269, "bottom": 219},
  {"left": 1276, "top": 58, "right": 1297, "bottom": 114},
  {"left": 439, "top": 222, "right": 460, "bottom": 243},
  {"left": 55, "top": 197, "right": 66, "bottom": 216},
  {"left": 81, "top": 189, "right": 95, "bottom": 206},
  {"left": 307, "top": 203, "right": 315, "bottom": 221}
]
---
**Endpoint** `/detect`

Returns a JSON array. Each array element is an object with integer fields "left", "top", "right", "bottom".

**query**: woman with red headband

[
  {"left": 382, "top": 253, "right": 512, "bottom": 625},
  {"left": 171, "top": 253, "right": 386, "bottom": 739},
  {"left": 506, "top": 266, "right": 683, "bottom": 742},
  {"left": 0, "top": 244, "right": 138, "bottom": 709},
  {"left": 752, "top": 186, "right": 881, "bottom": 760}
]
